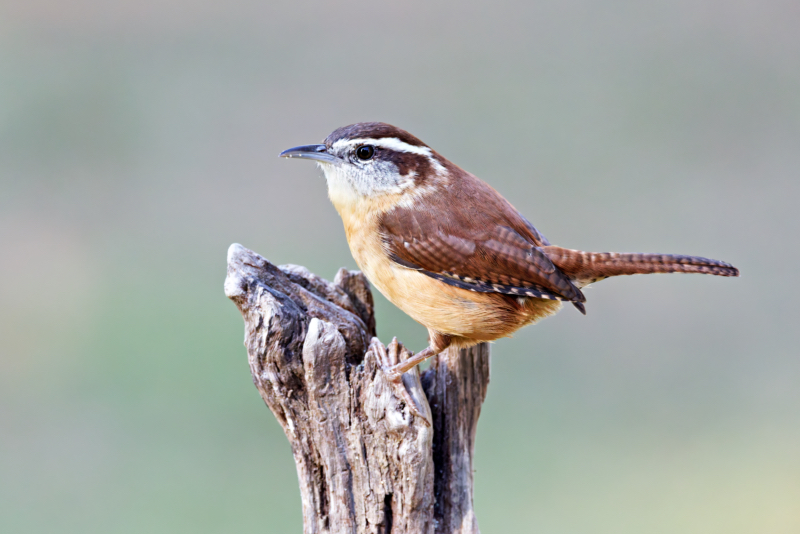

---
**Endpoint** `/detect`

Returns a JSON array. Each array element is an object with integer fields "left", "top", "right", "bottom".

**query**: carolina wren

[{"left": 281, "top": 122, "right": 739, "bottom": 382}]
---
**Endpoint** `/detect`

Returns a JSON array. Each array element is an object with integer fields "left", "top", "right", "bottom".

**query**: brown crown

[{"left": 325, "top": 122, "right": 428, "bottom": 148}]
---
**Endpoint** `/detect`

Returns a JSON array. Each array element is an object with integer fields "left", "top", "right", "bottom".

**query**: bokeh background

[{"left": 2, "top": 0, "right": 798, "bottom": 532}]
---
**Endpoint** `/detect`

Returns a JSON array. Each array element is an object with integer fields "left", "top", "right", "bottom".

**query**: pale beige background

[{"left": 1, "top": 1, "right": 798, "bottom": 532}]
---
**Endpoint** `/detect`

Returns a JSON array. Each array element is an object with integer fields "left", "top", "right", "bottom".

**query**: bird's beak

[{"left": 279, "top": 144, "right": 339, "bottom": 163}]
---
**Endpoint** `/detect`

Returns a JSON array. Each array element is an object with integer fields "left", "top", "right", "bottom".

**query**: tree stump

[{"left": 224, "top": 244, "right": 490, "bottom": 534}]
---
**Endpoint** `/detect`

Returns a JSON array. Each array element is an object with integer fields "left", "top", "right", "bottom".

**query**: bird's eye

[{"left": 356, "top": 145, "right": 375, "bottom": 161}]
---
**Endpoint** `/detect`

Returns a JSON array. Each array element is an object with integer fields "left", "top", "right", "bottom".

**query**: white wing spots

[{"left": 422, "top": 270, "right": 573, "bottom": 303}]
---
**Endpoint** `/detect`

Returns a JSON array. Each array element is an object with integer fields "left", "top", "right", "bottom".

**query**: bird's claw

[{"left": 372, "top": 339, "right": 431, "bottom": 426}]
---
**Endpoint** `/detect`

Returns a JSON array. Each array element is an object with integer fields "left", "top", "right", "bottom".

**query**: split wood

[{"left": 225, "top": 244, "right": 490, "bottom": 534}]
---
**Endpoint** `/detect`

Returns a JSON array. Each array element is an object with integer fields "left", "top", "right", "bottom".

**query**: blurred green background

[{"left": 1, "top": 1, "right": 798, "bottom": 532}]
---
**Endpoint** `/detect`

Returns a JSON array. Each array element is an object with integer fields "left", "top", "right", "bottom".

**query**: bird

[{"left": 280, "top": 122, "right": 739, "bottom": 383}]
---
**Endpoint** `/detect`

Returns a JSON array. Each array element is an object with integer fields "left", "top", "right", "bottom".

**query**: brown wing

[{"left": 379, "top": 175, "right": 585, "bottom": 305}]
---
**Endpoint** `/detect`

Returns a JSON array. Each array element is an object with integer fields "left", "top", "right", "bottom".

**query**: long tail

[{"left": 542, "top": 246, "right": 739, "bottom": 288}]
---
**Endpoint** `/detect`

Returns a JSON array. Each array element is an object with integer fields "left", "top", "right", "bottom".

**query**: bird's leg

[
  {"left": 376, "top": 332, "right": 452, "bottom": 426},
  {"left": 382, "top": 346, "right": 436, "bottom": 383},
  {"left": 382, "top": 331, "right": 452, "bottom": 383}
]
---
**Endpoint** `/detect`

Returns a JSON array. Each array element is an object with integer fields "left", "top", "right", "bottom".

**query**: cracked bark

[{"left": 225, "top": 244, "right": 490, "bottom": 534}]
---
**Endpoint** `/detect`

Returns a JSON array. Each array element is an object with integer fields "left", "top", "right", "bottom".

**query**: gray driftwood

[{"left": 225, "top": 244, "right": 490, "bottom": 534}]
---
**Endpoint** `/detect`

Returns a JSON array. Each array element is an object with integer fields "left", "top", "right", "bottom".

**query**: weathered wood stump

[{"left": 224, "top": 244, "right": 490, "bottom": 534}]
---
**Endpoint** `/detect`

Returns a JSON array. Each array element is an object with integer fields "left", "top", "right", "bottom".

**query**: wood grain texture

[{"left": 225, "top": 244, "right": 490, "bottom": 534}]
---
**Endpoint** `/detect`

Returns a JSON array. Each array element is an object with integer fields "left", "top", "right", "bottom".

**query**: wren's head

[{"left": 280, "top": 122, "right": 448, "bottom": 209}]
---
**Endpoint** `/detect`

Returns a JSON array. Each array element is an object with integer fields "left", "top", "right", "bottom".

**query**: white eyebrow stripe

[
  {"left": 331, "top": 137, "right": 433, "bottom": 157},
  {"left": 330, "top": 136, "right": 448, "bottom": 177}
]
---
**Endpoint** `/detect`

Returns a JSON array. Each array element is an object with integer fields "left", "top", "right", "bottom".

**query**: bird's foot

[{"left": 373, "top": 339, "right": 432, "bottom": 426}]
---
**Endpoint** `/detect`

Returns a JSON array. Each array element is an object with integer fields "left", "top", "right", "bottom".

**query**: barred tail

[{"left": 542, "top": 246, "right": 739, "bottom": 287}]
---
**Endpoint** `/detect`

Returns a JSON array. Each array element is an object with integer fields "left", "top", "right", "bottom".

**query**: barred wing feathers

[{"left": 379, "top": 181, "right": 586, "bottom": 310}]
